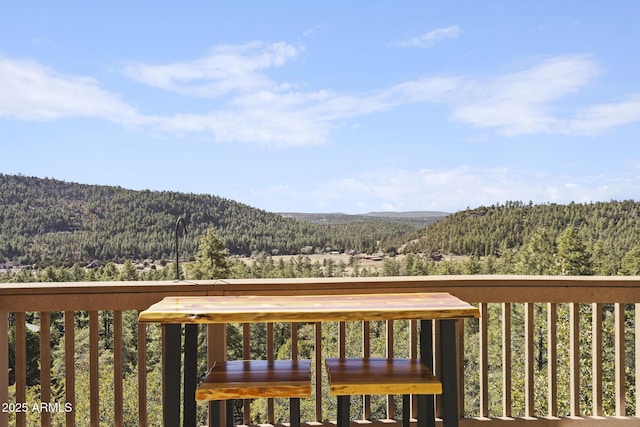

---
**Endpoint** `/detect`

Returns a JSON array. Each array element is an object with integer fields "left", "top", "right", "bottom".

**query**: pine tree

[
  {"left": 188, "top": 229, "right": 231, "bottom": 279},
  {"left": 556, "top": 227, "right": 593, "bottom": 275},
  {"left": 620, "top": 245, "right": 640, "bottom": 275},
  {"left": 515, "top": 228, "right": 557, "bottom": 275}
]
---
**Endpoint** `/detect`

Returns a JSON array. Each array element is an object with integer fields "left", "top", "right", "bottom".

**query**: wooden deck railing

[{"left": 2, "top": 276, "right": 640, "bottom": 426}]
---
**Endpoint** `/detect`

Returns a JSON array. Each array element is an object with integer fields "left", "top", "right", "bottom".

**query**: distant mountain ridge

[
  {"left": 279, "top": 211, "right": 448, "bottom": 227},
  {"left": 362, "top": 211, "right": 450, "bottom": 218}
]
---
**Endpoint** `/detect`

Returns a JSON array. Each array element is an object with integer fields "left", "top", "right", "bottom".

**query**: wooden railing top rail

[
  {"left": 0, "top": 280, "right": 215, "bottom": 312},
  {"left": 2, "top": 275, "right": 640, "bottom": 311}
]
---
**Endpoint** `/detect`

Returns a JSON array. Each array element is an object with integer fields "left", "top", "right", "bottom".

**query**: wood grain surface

[
  {"left": 325, "top": 358, "right": 442, "bottom": 396},
  {"left": 138, "top": 292, "right": 480, "bottom": 324},
  {"left": 196, "top": 360, "right": 312, "bottom": 400}
]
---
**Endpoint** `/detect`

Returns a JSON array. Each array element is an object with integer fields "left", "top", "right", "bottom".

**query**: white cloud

[
  {"left": 236, "top": 164, "right": 640, "bottom": 213},
  {"left": 2, "top": 47, "right": 640, "bottom": 147},
  {"left": 397, "top": 25, "right": 461, "bottom": 48},
  {"left": 146, "top": 69, "right": 459, "bottom": 146},
  {"left": 303, "top": 25, "right": 323, "bottom": 37},
  {"left": 122, "top": 42, "right": 300, "bottom": 98},
  {"left": 567, "top": 94, "right": 640, "bottom": 135},
  {"left": 307, "top": 166, "right": 502, "bottom": 212},
  {"left": 450, "top": 55, "right": 602, "bottom": 136},
  {"left": 282, "top": 76, "right": 460, "bottom": 123},
  {"left": 133, "top": 50, "right": 639, "bottom": 142},
  {"left": 303, "top": 166, "right": 640, "bottom": 213},
  {"left": 0, "top": 56, "right": 144, "bottom": 125},
  {"left": 153, "top": 107, "right": 332, "bottom": 147}
]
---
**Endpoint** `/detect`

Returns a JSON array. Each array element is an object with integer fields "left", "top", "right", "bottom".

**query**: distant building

[{"left": 85, "top": 261, "right": 99, "bottom": 269}]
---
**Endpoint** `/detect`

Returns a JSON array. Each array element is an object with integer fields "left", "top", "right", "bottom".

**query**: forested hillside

[
  {"left": 405, "top": 200, "right": 640, "bottom": 267},
  {"left": 0, "top": 174, "right": 416, "bottom": 267},
  {"left": 3, "top": 173, "right": 640, "bottom": 273}
]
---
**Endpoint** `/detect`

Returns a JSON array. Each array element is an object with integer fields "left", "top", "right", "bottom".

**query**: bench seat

[
  {"left": 325, "top": 357, "right": 442, "bottom": 396},
  {"left": 196, "top": 359, "right": 312, "bottom": 401}
]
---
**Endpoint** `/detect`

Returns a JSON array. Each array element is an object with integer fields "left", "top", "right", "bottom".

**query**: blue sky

[{"left": 1, "top": 1, "right": 639, "bottom": 214}]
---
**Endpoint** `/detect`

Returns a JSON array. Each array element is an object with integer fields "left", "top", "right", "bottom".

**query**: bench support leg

[
  {"left": 290, "top": 398, "right": 301, "bottom": 427},
  {"left": 210, "top": 401, "right": 221, "bottom": 427},
  {"left": 419, "top": 320, "right": 436, "bottom": 427},
  {"left": 402, "top": 395, "right": 411, "bottom": 427},
  {"left": 337, "top": 395, "right": 350, "bottom": 427},
  {"left": 225, "top": 400, "right": 234, "bottom": 427},
  {"left": 164, "top": 324, "right": 181, "bottom": 427},
  {"left": 417, "top": 395, "right": 435, "bottom": 427},
  {"left": 209, "top": 401, "right": 235, "bottom": 427},
  {"left": 184, "top": 324, "right": 198, "bottom": 427},
  {"left": 441, "top": 320, "right": 459, "bottom": 427}
]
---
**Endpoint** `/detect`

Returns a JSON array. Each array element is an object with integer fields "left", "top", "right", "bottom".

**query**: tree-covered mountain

[
  {"left": 0, "top": 174, "right": 417, "bottom": 266},
  {"left": 404, "top": 200, "right": 640, "bottom": 262},
  {"left": 4, "top": 173, "right": 640, "bottom": 272}
]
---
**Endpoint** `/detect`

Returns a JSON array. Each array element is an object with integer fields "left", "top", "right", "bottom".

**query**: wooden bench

[
  {"left": 196, "top": 359, "right": 312, "bottom": 427},
  {"left": 325, "top": 358, "right": 442, "bottom": 427}
]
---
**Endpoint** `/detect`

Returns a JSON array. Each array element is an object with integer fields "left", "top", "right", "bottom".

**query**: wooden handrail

[
  {"left": 2, "top": 276, "right": 640, "bottom": 426},
  {"left": 3, "top": 275, "right": 640, "bottom": 306}
]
